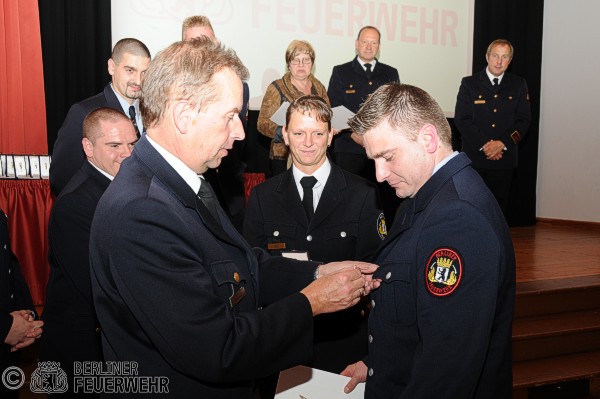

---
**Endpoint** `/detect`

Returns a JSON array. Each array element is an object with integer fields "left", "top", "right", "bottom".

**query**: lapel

[
  {"left": 310, "top": 164, "right": 346, "bottom": 229},
  {"left": 276, "top": 169, "right": 309, "bottom": 228},
  {"left": 478, "top": 69, "right": 497, "bottom": 93},
  {"left": 351, "top": 57, "right": 369, "bottom": 79},
  {"left": 134, "top": 137, "right": 243, "bottom": 249},
  {"left": 103, "top": 84, "right": 123, "bottom": 110},
  {"left": 80, "top": 160, "right": 111, "bottom": 192}
]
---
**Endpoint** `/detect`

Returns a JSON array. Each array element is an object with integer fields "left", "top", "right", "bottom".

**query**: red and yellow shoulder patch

[{"left": 425, "top": 248, "right": 463, "bottom": 297}]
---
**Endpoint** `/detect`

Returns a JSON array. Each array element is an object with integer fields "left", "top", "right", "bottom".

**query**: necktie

[
  {"left": 365, "top": 63, "right": 372, "bottom": 79},
  {"left": 128, "top": 105, "right": 141, "bottom": 138},
  {"left": 300, "top": 176, "right": 317, "bottom": 221},
  {"left": 198, "top": 180, "right": 220, "bottom": 222},
  {"left": 493, "top": 77, "right": 499, "bottom": 87}
]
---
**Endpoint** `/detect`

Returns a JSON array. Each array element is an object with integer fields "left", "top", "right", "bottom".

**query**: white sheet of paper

[
  {"left": 331, "top": 106, "right": 355, "bottom": 131},
  {"left": 29, "top": 156, "right": 41, "bottom": 179},
  {"left": 270, "top": 101, "right": 291, "bottom": 126},
  {"left": 275, "top": 365, "right": 364, "bottom": 399},
  {"left": 14, "top": 156, "right": 27, "bottom": 178},
  {"left": 281, "top": 251, "right": 309, "bottom": 261}
]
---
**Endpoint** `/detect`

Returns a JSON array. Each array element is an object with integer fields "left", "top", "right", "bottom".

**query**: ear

[
  {"left": 172, "top": 100, "right": 194, "bottom": 135},
  {"left": 82, "top": 138, "right": 94, "bottom": 158},
  {"left": 282, "top": 126, "right": 290, "bottom": 146},
  {"left": 108, "top": 59, "right": 116, "bottom": 76},
  {"left": 419, "top": 124, "right": 439, "bottom": 154},
  {"left": 327, "top": 128, "right": 334, "bottom": 147}
]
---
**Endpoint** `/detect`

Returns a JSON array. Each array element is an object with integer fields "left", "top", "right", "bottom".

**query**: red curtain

[
  {"left": 0, "top": 0, "right": 47, "bottom": 153},
  {"left": 1, "top": 0, "right": 51, "bottom": 305},
  {"left": 0, "top": 180, "right": 52, "bottom": 305}
]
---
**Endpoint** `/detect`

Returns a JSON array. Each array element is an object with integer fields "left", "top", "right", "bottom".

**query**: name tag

[
  {"left": 474, "top": 100, "right": 486, "bottom": 104},
  {"left": 268, "top": 242, "right": 286, "bottom": 250},
  {"left": 229, "top": 286, "right": 246, "bottom": 307},
  {"left": 346, "top": 89, "right": 356, "bottom": 94}
]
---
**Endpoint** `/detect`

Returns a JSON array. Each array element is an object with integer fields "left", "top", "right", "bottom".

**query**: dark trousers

[{"left": 475, "top": 167, "right": 515, "bottom": 219}]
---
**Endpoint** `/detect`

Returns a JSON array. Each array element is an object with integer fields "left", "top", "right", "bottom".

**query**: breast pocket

[
  {"left": 372, "top": 262, "right": 416, "bottom": 326},
  {"left": 264, "top": 223, "right": 297, "bottom": 254},
  {"left": 209, "top": 261, "right": 247, "bottom": 309}
]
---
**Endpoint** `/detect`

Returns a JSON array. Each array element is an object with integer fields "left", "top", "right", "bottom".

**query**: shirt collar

[
  {"left": 357, "top": 57, "right": 377, "bottom": 70},
  {"left": 146, "top": 135, "right": 201, "bottom": 194},
  {"left": 433, "top": 151, "right": 459, "bottom": 175},
  {"left": 110, "top": 83, "right": 139, "bottom": 116},
  {"left": 87, "top": 160, "right": 114, "bottom": 180},
  {"left": 292, "top": 159, "right": 331, "bottom": 188},
  {"left": 485, "top": 67, "right": 504, "bottom": 85}
]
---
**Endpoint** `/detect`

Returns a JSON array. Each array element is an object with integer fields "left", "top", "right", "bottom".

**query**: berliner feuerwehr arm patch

[{"left": 425, "top": 247, "right": 463, "bottom": 297}]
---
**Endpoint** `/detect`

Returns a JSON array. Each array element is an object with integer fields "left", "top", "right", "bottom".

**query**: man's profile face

[
  {"left": 486, "top": 44, "right": 512, "bottom": 77},
  {"left": 363, "top": 120, "right": 433, "bottom": 199},
  {"left": 183, "top": 26, "right": 217, "bottom": 43},
  {"left": 283, "top": 110, "right": 332, "bottom": 174},
  {"left": 108, "top": 53, "right": 151, "bottom": 104},
  {"left": 185, "top": 68, "right": 244, "bottom": 173},
  {"left": 82, "top": 119, "right": 138, "bottom": 177},
  {"left": 355, "top": 28, "right": 380, "bottom": 63}
]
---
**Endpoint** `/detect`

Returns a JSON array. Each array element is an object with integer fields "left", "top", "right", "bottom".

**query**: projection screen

[{"left": 112, "top": 0, "right": 474, "bottom": 115}]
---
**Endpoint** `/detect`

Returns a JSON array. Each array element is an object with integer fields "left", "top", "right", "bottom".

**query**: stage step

[
  {"left": 513, "top": 309, "right": 600, "bottom": 361},
  {"left": 513, "top": 276, "right": 600, "bottom": 398}
]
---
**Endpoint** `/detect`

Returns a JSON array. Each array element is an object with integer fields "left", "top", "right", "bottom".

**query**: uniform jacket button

[
  {"left": 368, "top": 368, "right": 374, "bottom": 377},
  {"left": 340, "top": 231, "right": 347, "bottom": 238},
  {"left": 306, "top": 235, "right": 313, "bottom": 242},
  {"left": 273, "top": 231, "right": 279, "bottom": 237},
  {"left": 368, "top": 334, "right": 373, "bottom": 343},
  {"left": 385, "top": 272, "right": 392, "bottom": 280},
  {"left": 95, "top": 327, "right": 102, "bottom": 333}
]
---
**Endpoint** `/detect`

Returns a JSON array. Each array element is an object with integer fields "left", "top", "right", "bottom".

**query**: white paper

[
  {"left": 331, "top": 106, "right": 355, "bottom": 131},
  {"left": 281, "top": 251, "right": 309, "bottom": 261},
  {"left": 270, "top": 101, "right": 291, "bottom": 126},
  {"left": 29, "top": 156, "right": 41, "bottom": 179},
  {"left": 275, "top": 365, "right": 365, "bottom": 399},
  {"left": 14, "top": 156, "right": 27, "bottom": 178},
  {"left": 40, "top": 156, "right": 51, "bottom": 179}
]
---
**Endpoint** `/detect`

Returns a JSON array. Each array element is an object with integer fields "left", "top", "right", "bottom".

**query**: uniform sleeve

[
  {"left": 257, "top": 83, "right": 282, "bottom": 139},
  {"left": 399, "top": 200, "right": 505, "bottom": 398},
  {"left": 327, "top": 66, "right": 344, "bottom": 108},
  {"left": 50, "top": 104, "right": 87, "bottom": 195},
  {"left": 454, "top": 78, "right": 489, "bottom": 151},
  {"left": 104, "top": 198, "right": 315, "bottom": 381},
  {"left": 355, "top": 185, "right": 384, "bottom": 262},
  {"left": 509, "top": 78, "right": 531, "bottom": 144}
]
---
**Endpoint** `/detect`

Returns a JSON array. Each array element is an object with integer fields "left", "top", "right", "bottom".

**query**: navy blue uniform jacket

[
  {"left": 41, "top": 161, "right": 107, "bottom": 367},
  {"left": 365, "top": 153, "right": 515, "bottom": 399},
  {"left": 50, "top": 84, "right": 123, "bottom": 195},
  {"left": 243, "top": 163, "right": 384, "bottom": 372},
  {"left": 90, "top": 137, "right": 320, "bottom": 398},
  {"left": 243, "top": 162, "right": 384, "bottom": 263},
  {"left": 328, "top": 57, "right": 399, "bottom": 154},
  {"left": 454, "top": 69, "right": 531, "bottom": 169}
]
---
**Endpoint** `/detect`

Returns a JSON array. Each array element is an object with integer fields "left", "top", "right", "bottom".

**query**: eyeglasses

[{"left": 290, "top": 58, "right": 313, "bottom": 66}]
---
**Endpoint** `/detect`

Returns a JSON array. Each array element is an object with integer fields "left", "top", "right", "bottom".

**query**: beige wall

[{"left": 537, "top": 0, "right": 600, "bottom": 222}]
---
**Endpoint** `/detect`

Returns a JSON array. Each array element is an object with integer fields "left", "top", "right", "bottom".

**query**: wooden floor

[{"left": 512, "top": 219, "right": 600, "bottom": 283}]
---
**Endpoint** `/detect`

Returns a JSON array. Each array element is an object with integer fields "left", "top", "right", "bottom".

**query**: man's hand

[
  {"left": 482, "top": 140, "right": 505, "bottom": 160},
  {"left": 318, "top": 261, "right": 381, "bottom": 295},
  {"left": 341, "top": 361, "right": 367, "bottom": 393},
  {"left": 5, "top": 310, "right": 44, "bottom": 351},
  {"left": 301, "top": 268, "right": 365, "bottom": 315}
]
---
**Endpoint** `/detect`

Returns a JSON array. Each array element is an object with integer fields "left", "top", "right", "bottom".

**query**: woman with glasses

[{"left": 258, "top": 40, "right": 330, "bottom": 176}]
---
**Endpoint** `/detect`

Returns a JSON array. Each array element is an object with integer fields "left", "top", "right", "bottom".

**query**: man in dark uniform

[
  {"left": 244, "top": 95, "right": 385, "bottom": 375},
  {"left": 454, "top": 39, "right": 531, "bottom": 219},
  {"left": 342, "top": 84, "right": 516, "bottom": 399},
  {"left": 89, "top": 39, "right": 377, "bottom": 399},
  {"left": 327, "top": 26, "right": 400, "bottom": 222},
  {"left": 40, "top": 108, "right": 138, "bottom": 396},
  {"left": 50, "top": 38, "right": 150, "bottom": 196},
  {"left": 1, "top": 209, "right": 43, "bottom": 397}
]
